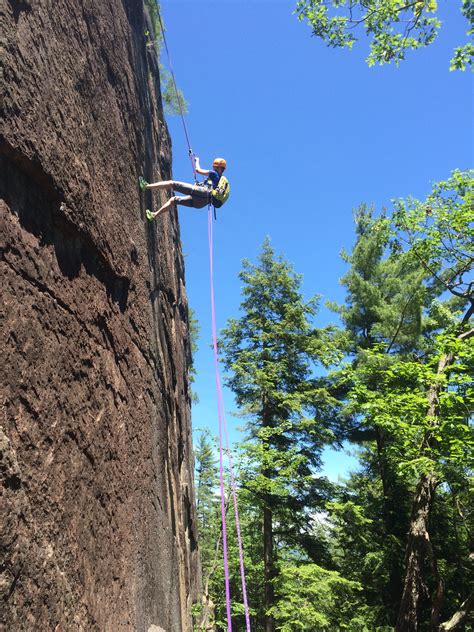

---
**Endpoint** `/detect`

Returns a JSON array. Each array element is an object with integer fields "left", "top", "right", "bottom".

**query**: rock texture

[{"left": 1, "top": 1, "right": 199, "bottom": 630}]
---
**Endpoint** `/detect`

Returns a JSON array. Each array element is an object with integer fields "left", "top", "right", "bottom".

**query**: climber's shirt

[{"left": 205, "top": 169, "right": 221, "bottom": 189}]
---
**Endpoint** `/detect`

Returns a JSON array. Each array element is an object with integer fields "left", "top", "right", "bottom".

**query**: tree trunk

[
  {"left": 395, "top": 332, "right": 468, "bottom": 632},
  {"left": 395, "top": 472, "right": 438, "bottom": 632},
  {"left": 430, "top": 575, "right": 444, "bottom": 632},
  {"left": 375, "top": 428, "right": 405, "bottom": 621},
  {"left": 261, "top": 393, "right": 276, "bottom": 632},
  {"left": 263, "top": 503, "right": 275, "bottom": 632}
]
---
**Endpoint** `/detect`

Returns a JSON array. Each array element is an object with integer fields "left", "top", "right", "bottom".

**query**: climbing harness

[{"left": 154, "top": 6, "right": 250, "bottom": 630}]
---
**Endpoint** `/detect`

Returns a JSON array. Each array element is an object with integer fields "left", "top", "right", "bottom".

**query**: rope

[
  {"left": 208, "top": 208, "right": 251, "bottom": 631},
  {"left": 156, "top": 7, "right": 197, "bottom": 180},
  {"left": 153, "top": 5, "right": 250, "bottom": 626},
  {"left": 208, "top": 208, "right": 231, "bottom": 628}
]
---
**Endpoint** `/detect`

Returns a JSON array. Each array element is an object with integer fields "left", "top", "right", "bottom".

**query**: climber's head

[{"left": 212, "top": 157, "right": 227, "bottom": 173}]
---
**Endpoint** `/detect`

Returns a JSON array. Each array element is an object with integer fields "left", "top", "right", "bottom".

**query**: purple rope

[
  {"left": 216, "top": 370, "right": 251, "bottom": 631},
  {"left": 208, "top": 209, "right": 251, "bottom": 631},
  {"left": 208, "top": 210, "right": 232, "bottom": 630}
]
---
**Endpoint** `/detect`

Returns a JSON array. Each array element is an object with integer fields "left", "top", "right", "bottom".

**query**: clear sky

[{"left": 158, "top": 0, "right": 473, "bottom": 480}]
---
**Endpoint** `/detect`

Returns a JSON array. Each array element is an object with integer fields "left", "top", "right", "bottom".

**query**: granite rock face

[{"left": 1, "top": 1, "right": 199, "bottom": 629}]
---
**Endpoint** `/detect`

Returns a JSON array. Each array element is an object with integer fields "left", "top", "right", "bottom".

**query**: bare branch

[
  {"left": 386, "top": 290, "right": 418, "bottom": 354},
  {"left": 439, "top": 592, "right": 474, "bottom": 631},
  {"left": 458, "top": 326, "right": 474, "bottom": 341}
]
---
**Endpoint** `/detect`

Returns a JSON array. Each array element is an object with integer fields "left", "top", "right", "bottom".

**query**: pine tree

[
  {"left": 220, "top": 238, "right": 340, "bottom": 631},
  {"left": 195, "top": 430, "right": 219, "bottom": 543},
  {"left": 194, "top": 429, "right": 220, "bottom": 630}
]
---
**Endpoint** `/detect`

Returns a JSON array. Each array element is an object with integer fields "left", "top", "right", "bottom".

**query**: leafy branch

[{"left": 295, "top": 0, "right": 473, "bottom": 68}]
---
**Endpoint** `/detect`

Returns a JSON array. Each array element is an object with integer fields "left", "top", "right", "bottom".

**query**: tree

[
  {"left": 326, "top": 172, "right": 473, "bottom": 630},
  {"left": 188, "top": 306, "right": 201, "bottom": 403},
  {"left": 270, "top": 562, "right": 366, "bottom": 631},
  {"left": 327, "top": 204, "right": 428, "bottom": 624},
  {"left": 195, "top": 430, "right": 219, "bottom": 542},
  {"left": 220, "top": 238, "right": 341, "bottom": 631},
  {"left": 144, "top": 1, "right": 189, "bottom": 115},
  {"left": 194, "top": 429, "right": 220, "bottom": 630},
  {"left": 345, "top": 336, "right": 473, "bottom": 631},
  {"left": 390, "top": 169, "right": 474, "bottom": 631},
  {"left": 295, "top": 0, "right": 474, "bottom": 69}
]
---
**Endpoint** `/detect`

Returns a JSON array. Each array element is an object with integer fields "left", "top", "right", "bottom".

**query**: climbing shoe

[
  {"left": 145, "top": 209, "right": 155, "bottom": 221},
  {"left": 139, "top": 176, "right": 148, "bottom": 191}
]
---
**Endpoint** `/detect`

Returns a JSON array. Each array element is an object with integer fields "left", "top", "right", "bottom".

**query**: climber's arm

[{"left": 195, "top": 156, "right": 210, "bottom": 176}]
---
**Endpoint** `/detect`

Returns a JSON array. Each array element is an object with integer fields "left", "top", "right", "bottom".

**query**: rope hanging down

[
  {"left": 156, "top": 9, "right": 196, "bottom": 179},
  {"left": 154, "top": 5, "right": 250, "bottom": 627},
  {"left": 208, "top": 209, "right": 251, "bottom": 632}
]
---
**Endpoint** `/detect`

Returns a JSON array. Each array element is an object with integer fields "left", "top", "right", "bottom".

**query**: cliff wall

[{"left": 1, "top": 1, "right": 199, "bottom": 629}]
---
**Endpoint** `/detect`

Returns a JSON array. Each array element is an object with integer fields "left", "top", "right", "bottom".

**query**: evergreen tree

[
  {"left": 220, "top": 238, "right": 340, "bottom": 631},
  {"left": 194, "top": 429, "right": 220, "bottom": 630},
  {"left": 195, "top": 430, "right": 219, "bottom": 545}
]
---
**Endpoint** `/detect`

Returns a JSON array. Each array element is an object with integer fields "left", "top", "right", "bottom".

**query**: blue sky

[{"left": 158, "top": 0, "right": 473, "bottom": 480}]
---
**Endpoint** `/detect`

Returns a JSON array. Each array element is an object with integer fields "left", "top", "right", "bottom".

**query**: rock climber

[{"left": 140, "top": 157, "right": 230, "bottom": 221}]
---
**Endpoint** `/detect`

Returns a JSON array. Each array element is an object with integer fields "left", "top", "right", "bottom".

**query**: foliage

[
  {"left": 329, "top": 171, "right": 474, "bottom": 628},
  {"left": 270, "top": 562, "right": 367, "bottom": 631},
  {"left": 188, "top": 307, "right": 200, "bottom": 402},
  {"left": 345, "top": 338, "right": 474, "bottom": 480},
  {"left": 160, "top": 69, "right": 189, "bottom": 116},
  {"left": 392, "top": 169, "right": 474, "bottom": 307},
  {"left": 295, "top": 0, "right": 474, "bottom": 69},
  {"left": 220, "top": 238, "right": 340, "bottom": 548},
  {"left": 196, "top": 174, "right": 473, "bottom": 629},
  {"left": 207, "top": 484, "right": 266, "bottom": 629},
  {"left": 325, "top": 463, "right": 408, "bottom": 628},
  {"left": 144, "top": 0, "right": 189, "bottom": 115},
  {"left": 451, "top": 0, "right": 474, "bottom": 70}
]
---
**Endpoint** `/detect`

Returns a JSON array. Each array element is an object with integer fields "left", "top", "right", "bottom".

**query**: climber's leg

[
  {"left": 145, "top": 179, "right": 174, "bottom": 191},
  {"left": 146, "top": 195, "right": 193, "bottom": 221}
]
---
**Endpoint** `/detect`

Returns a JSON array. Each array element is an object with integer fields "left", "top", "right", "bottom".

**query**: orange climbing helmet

[{"left": 212, "top": 157, "right": 227, "bottom": 171}]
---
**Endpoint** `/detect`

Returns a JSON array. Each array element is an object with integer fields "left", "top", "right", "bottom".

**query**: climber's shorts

[{"left": 172, "top": 181, "right": 211, "bottom": 209}]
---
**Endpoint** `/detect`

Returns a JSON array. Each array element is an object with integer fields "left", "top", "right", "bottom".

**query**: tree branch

[
  {"left": 446, "top": 256, "right": 474, "bottom": 287},
  {"left": 346, "top": 1, "right": 420, "bottom": 30},
  {"left": 461, "top": 300, "right": 474, "bottom": 327},
  {"left": 439, "top": 592, "right": 474, "bottom": 631},
  {"left": 458, "top": 327, "right": 474, "bottom": 341},
  {"left": 386, "top": 290, "right": 417, "bottom": 354}
]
